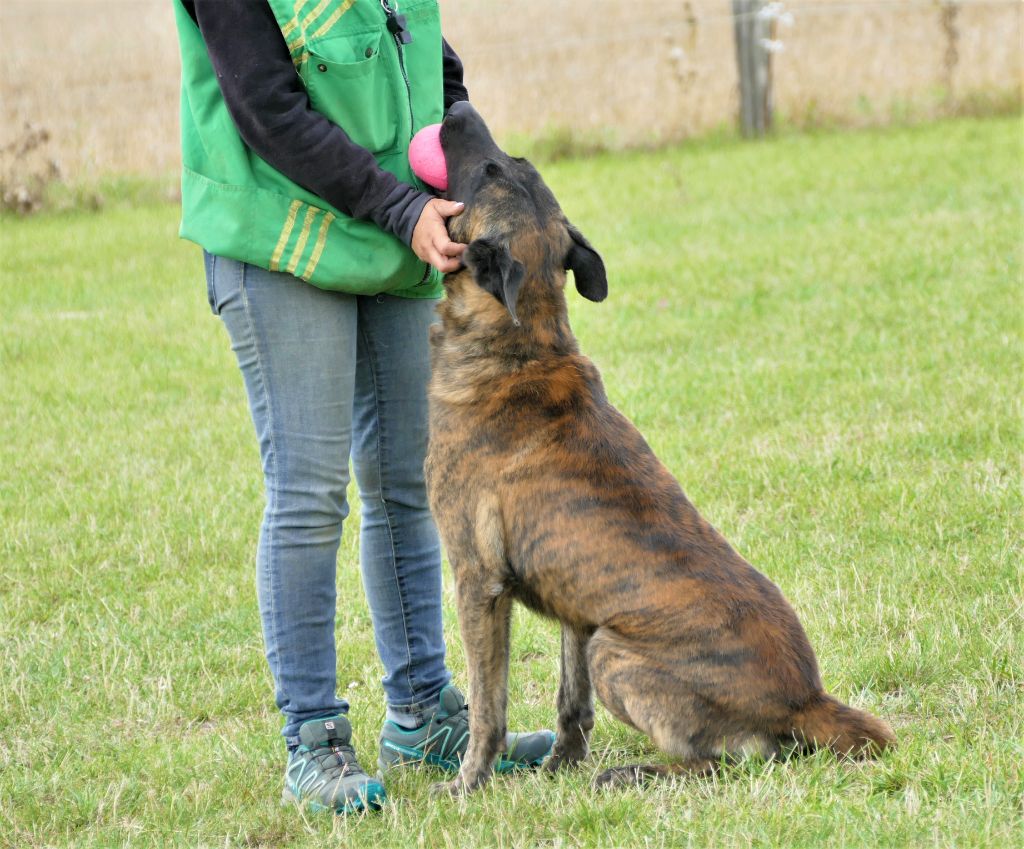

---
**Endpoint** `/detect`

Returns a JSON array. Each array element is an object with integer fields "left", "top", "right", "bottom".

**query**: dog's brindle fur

[{"left": 426, "top": 102, "right": 895, "bottom": 794}]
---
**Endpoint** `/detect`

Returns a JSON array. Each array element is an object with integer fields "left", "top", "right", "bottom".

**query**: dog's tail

[{"left": 786, "top": 692, "right": 895, "bottom": 757}]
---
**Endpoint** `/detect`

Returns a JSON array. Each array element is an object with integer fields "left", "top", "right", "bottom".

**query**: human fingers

[
  {"left": 430, "top": 230, "right": 464, "bottom": 269},
  {"left": 438, "top": 239, "right": 466, "bottom": 258},
  {"left": 430, "top": 199, "right": 465, "bottom": 220},
  {"left": 430, "top": 248, "right": 462, "bottom": 274}
]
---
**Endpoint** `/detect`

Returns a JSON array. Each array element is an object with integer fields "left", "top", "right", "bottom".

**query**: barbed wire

[
  {"left": 453, "top": 0, "right": 1020, "bottom": 56},
  {"left": 2, "top": 0, "right": 1017, "bottom": 5},
  {"left": 3, "top": 0, "right": 1019, "bottom": 74},
  {"left": 1, "top": 0, "right": 1019, "bottom": 17}
]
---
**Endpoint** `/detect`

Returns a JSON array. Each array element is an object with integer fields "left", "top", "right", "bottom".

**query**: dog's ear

[
  {"left": 565, "top": 223, "right": 607, "bottom": 302},
  {"left": 464, "top": 237, "right": 527, "bottom": 325}
]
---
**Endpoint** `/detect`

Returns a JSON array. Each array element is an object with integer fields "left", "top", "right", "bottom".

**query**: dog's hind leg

[
  {"left": 585, "top": 627, "right": 773, "bottom": 788},
  {"left": 545, "top": 624, "right": 595, "bottom": 772}
]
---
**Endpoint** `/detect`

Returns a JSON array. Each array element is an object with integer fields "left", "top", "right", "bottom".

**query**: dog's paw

[
  {"left": 544, "top": 748, "right": 588, "bottom": 774},
  {"left": 593, "top": 765, "right": 648, "bottom": 789},
  {"left": 429, "top": 780, "right": 465, "bottom": 798}
]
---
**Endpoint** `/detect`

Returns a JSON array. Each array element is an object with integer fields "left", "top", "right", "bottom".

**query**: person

[{"left": 173, "top": 0, "right": 554, "bottom": 814}]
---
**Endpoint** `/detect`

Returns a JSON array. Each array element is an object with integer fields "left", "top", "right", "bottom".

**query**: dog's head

[{"left": 439, "top": 101, "right": 606, "bottom": 329}]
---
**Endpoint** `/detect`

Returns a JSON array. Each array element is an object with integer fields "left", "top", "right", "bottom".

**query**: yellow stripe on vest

[
  {"left": 287, "top": 0, "right": 332, "bottom": 54},
  {"left": 285, "top": 206, "right": 320, "bottom": 275},
  {"left": 269, "top": 199, "right": 303, "bottom": 271},
  {"left": 312, "top": 0, "right": 357, "bottom": 40},
  {"left": 286, "top": 0, "right": 307, "bottom": 49},
  {"left": 286, "top": 0, "right": 308, "bottom": 52},
  {"left": 280, "top": 17, "right": 299, "bottom": 39},
  {"left": 288, "top": 0, "right": 358, "bottom": 59},
  {"left": 301, "top": 0, "right": 333, "bottom": 31},
  {"left": 301, "top": 212, "right": 336, "bottom": 280}
]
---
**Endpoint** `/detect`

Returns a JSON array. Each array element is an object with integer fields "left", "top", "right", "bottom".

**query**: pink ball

[{"left": 408, "top": 123, "right": 448, "bottom": 191}]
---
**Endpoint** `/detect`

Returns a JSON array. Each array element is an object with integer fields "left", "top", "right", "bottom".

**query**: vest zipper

[
  {"left": 381, "top": 0, "right": 432, "bottom": 286},
  {"left": 381, "top": 0, "right": 415, "bottom": 135}
]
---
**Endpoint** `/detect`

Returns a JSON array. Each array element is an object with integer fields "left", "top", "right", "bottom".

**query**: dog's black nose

[
  {"left": 443, "top": 99, "right": 484, "bottom": 135},
  {"left": 441, "top": 100, "right": 498, "bottom": 155},
  {"left": 446, "top": 100, "right": 474, "bottom": 121}
]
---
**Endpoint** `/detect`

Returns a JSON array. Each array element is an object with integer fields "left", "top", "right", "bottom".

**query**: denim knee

[
  {"left": 264, "top": 477, "right": 350, "bottom": 547},
  {"left": 351, "top": 439, "right": 431, "bottom": 512}
]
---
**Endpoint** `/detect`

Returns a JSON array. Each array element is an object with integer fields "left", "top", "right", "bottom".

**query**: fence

[{"left": 1, "top": 0, "right": 1020, "bottom": 179}]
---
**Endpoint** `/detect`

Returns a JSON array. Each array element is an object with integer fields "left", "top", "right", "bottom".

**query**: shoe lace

[
  {"left": 433, "top": 701, "right": 471, "bottom": 758},
  {"left": 309, "top": 742, "right": 365, "bottom": 778}
]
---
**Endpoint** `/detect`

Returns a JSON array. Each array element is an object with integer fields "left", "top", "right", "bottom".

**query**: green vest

[{"left": 173, "top": 0, "right": 444, "bottom": 298}]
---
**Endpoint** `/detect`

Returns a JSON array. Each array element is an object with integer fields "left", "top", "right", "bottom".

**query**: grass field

[{"left": 1, "top": 116, "right": 1021, "bottom": 848}]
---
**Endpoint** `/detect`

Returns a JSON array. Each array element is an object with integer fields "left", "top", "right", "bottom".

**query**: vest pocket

[{"left": 302, "top": 32, "right": 401, "bottom": 155}]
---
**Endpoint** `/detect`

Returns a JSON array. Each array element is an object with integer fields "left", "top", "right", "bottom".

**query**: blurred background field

[{"left": 1, "top": 0, "right": 1021, "bottom": 187}]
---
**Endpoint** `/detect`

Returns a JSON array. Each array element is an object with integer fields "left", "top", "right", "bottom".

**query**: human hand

[{"left": 412, "top": 199, "right": 466, "bottom": 273}]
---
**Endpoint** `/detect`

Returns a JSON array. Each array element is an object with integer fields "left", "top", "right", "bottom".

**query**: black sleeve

[
  {"left": 442, "top": 38, "right": 469, "bottom": 110},
  {"left": 190, "top": 0, "right": 447, "bottom": 247}
]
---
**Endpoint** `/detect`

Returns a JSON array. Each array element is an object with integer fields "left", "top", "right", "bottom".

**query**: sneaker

[
  {"left": 282, "top": 715, "right": 387, "bottom": 814},
  {"left": 378, "top": 684, "right": 556, "bottom": 774}
]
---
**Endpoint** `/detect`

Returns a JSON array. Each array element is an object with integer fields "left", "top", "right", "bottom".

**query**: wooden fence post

[{"left": 732, "top": 0, "right": 773, "bottom": 137}]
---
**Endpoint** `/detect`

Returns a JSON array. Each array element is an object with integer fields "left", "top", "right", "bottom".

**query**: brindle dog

[{"left": 426, "top": 101, "right": 895, "bottom": 795}]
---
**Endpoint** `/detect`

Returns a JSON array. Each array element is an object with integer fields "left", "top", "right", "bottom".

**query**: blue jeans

[{"left": 204, "top": 253, "right": 451, "bottom": 745}]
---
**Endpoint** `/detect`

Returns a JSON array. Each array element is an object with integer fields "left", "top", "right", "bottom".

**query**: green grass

[{"left": 2, "top": 115, "right": 1022, "bottom": 848}]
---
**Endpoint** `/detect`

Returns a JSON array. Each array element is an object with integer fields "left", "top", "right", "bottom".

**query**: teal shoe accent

[
  {"left": 282, "top": 715, "right": 387, "bottom": 815},
  {"left": 377, "top": 684, "right": 556, "bottom": 774}
]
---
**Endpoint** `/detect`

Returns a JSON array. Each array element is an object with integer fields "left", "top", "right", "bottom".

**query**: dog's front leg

[
  {"left": 432, "top": 575, "right": 513, "bottom": 796},
  {"left": 545, "top": 624, "right": 594, "bottom": 772}
]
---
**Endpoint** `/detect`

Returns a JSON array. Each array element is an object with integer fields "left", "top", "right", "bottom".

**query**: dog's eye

[{"left": 484, "top": 162, "right": 503, "bottom": 178}]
